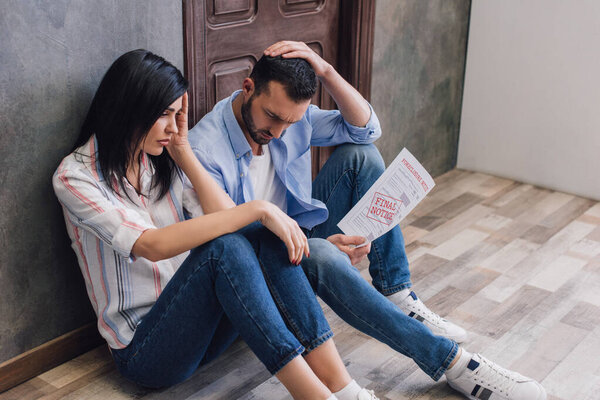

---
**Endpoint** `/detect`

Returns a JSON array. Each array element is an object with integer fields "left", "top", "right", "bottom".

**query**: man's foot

[
  {"left": 446, "top": 352, "right": 546, "bottom": 400},
  {"left": 391, "top": 289, "right": 468, "bottom": 343}
]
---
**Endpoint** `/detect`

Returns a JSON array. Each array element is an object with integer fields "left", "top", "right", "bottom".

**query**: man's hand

[
  {"left": 327, "top": 234, "right": 371, "bottom": 266},
  {"left": 264, "top": 41, "right": 332, "bottom": 78},
  {"left": 264, "top": 41, "right": 371, "bottom": 127}
]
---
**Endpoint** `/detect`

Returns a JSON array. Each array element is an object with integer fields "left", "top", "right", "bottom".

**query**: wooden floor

[{"left": 3, "top": 169, "right": 600, "bottom": 400}]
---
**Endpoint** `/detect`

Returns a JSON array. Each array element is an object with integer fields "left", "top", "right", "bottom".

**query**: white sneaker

[
  {"left": 446, "top": 353, "right": 547, "bottom": 400},
  {"left": 356, "top": 388, "right": 379, "bottom": 400},
  {"left": 395, "top": 290, "right": 468, "bottom": 343}
]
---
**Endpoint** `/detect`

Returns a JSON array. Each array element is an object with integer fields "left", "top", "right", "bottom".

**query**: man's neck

[{"left": 232, "top": 94, "right": 262, "bottom": 156}]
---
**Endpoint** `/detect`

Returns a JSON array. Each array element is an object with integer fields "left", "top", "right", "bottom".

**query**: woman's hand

[
  {"left": 253, "top": 200, "right": 309, "bottom": 265},
  {"left": 167, "top": 92, "right": 191, "bottom": 161}
]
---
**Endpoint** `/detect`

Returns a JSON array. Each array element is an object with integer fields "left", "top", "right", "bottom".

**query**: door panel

[{"left": 184, "top": 0, "right": 375, "bottom": 176}]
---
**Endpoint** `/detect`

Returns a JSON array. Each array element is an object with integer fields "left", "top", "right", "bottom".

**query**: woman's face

[{"left": 141, "top": 96, "right": 183, "bottom": 156}]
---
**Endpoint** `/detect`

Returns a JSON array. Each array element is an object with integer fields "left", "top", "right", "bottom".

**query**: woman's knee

[{"left": 188, "top": 233, "right": 257, "bottom": 273}]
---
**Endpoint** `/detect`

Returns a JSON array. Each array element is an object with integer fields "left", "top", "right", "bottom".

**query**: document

[{"left": 337, "top": 148, "right": 435, "bottom": 246}]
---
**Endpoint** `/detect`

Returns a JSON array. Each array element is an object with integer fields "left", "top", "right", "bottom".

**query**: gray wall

[
  {"left": 371, "top": 0, "right": 471, "bottom": 177},
  {"left": 0, "top": 0, "right": 183, "bottom": 363},
  {"left": 0, "top": 0, "right": 471, "bottom": 365}
]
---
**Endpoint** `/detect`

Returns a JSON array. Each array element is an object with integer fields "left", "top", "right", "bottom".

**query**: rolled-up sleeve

[
  {"left": 53, "top": 165, "right": 155, "bottom": 259},
  {"left": 308, "top": 103, "right": 382, "bottom": 147}
]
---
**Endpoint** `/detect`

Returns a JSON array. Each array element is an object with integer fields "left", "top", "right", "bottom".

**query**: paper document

[{"left": 337, "top": 148, "right": 435, "bottom": 246}]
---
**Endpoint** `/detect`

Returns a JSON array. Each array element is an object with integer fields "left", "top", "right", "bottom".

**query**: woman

[{"left": 53, "top": 49, "right": 376, "bottom": 399}]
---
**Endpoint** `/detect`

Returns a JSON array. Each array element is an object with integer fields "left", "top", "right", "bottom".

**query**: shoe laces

[
  {"left": 405, "top": 296, "right": 445, "bottom": 326},
  {"left": 471, "top": 355, "right": 520, "bottom": 395}
]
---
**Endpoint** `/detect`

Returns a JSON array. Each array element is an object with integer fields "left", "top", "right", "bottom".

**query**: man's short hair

[{"left": 250, "top": 55, "right": 317, "bottom": 102}]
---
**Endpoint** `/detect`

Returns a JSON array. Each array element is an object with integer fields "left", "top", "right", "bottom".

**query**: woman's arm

[
  {"left": 168, "top": 92, "right": 235, "bottom": 213},
  {"left": 141, "top": 93, "right": 309, "bottom": 263},
  {"left": 133, "top": 199, "right": 309, "bottom": 264}
]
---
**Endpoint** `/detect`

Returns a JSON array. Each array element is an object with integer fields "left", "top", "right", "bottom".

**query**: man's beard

[{"left": 241, "top": 95, "right": 272, "bottom": 145}]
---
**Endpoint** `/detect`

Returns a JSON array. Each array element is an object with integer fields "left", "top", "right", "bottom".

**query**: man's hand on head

[
  {"left": 264, "top": 41, "right": 332, "bottom": 78},
  {"left": 326, "top": 234, "right": 371, "bottom": 266}
]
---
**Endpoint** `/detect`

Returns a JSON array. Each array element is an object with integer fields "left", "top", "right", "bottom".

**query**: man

[
  {"left": 184, "top": 41, "right": 546, "bottom": 400},
  {"left": 188, "top": 41, "right": 466, "bottom": 341}
]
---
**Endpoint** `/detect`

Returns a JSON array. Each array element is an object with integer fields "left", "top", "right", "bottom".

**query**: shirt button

[{"left": 240, "top": 173, "right": 244, "bottom": 177}]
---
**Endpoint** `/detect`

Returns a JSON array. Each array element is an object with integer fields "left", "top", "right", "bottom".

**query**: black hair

[
  {"left": 72, "top": 49, "right": 188, "bottom": 200},
  {"left": 249, "top": 55, "right": 317, "bottom": 102}
]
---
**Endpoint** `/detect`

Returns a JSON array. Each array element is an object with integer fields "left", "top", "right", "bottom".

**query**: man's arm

[{"left": 265, "top": 41, "right": 371, "bottom": 127}]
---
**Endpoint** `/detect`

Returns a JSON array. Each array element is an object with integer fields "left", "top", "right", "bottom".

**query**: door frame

[{"left": 182, "top": 0, "right": 376, "bottom": 126}]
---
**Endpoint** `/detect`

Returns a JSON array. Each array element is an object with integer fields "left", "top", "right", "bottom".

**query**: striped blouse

[{"left": 52, "top": 136, "right": 201, "bottom": 349}]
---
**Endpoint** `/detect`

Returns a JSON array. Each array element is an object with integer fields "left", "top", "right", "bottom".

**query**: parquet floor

[{"left": 3, "top": 169, "right": 600, "bottom": 400}]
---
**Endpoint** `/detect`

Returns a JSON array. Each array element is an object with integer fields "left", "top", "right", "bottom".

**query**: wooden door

[{"left": 183, "top": 0, "right": 376, "bottom": 175}]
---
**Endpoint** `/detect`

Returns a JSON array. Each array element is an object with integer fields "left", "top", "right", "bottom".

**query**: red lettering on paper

[
  {"left": 367, "top": 192, "right": 402, "bottom": 225},
  {"left": 401, "top": 158, "right": 429, "bottom": 192}
]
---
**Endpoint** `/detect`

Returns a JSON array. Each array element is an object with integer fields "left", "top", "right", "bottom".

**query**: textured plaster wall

[
  {"left": 0, "top": 0, "right": 183, "bottom": 363},
  {"left": 371, "top": 0, "right": 471, "bottom": 177}
]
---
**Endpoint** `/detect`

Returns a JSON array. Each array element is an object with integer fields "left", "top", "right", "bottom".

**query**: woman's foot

[
  {"left": 445, "top": 352, "right": 546, "bottom": 400},
  {"left": 356, "top": 388, "right": 379, "bottom": 399},
  {"left": 334, "top": 380, "right": 380, "bottom": 400}
]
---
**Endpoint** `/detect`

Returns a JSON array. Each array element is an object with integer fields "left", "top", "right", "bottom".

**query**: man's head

[{"left": 240, "top": 55, "right": 317, "bottom": 145}]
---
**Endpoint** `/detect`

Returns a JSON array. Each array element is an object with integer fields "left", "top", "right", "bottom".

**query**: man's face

[{"left": 241, "top": 81, "right": 311, "bottom": 146}]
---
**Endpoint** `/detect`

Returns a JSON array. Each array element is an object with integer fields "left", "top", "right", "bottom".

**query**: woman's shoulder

[{"left": 52, "top": 139, "right": 105, "bottom": 196}]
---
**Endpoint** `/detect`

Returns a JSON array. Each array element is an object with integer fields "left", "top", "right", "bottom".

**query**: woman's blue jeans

[
  {"left": 310, "top": 143, "right": 411, "bottom": 295},
  {"left": 111, "top": 224, "right": 332, "bottom": 388}
]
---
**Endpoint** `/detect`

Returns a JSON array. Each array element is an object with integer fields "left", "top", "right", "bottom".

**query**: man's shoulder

[{"left": 188, "top": 99, "right": 232, "bottom": 157}]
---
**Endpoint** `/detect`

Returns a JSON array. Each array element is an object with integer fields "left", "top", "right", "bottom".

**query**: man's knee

[
  {"left": 335, "top": 143, "right": 385, "bottom": 176},
  {"left": 304, "top": 238, "right": 353, "bottom": 273}
]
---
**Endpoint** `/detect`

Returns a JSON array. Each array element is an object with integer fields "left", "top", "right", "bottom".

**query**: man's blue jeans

[
  {"left": 301, "top": 238, "right": 457, "bottom": 381},
  {"left": 111, "top": 225, "right": 332, "bottom": 388},
  {"left": 310, "top": 143, "right": 411, "bottom": 295}
]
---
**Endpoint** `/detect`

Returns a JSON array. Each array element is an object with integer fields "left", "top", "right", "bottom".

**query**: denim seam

[
  {"left": 303, "top": 330, "right": 334, "bottom": 354},
  {"left": 257, "top": 261, "right": 308, "bottom": 345},
  {"left": 320, "top": 168, "right": 358, "bottom": 206},
  {"left": 380, "top": 281, "right": 413, "bottom": 296},
  {"left": 215, "top": 259, "right": 288, "bottom": 356},
  {"left": 370, "top": 237, "right": 390, "bottom": 292},
  {"left": 432, "top": 341, "right": 459, "bottom": 381},
  {"left": 308, "top": 270, "right": 440, "bottom": 379},
  {"left": 270, "top": 344, "right": 305, "bottom": 375}
]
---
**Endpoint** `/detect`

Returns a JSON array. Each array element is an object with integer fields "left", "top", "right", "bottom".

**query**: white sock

[
  {"left": 388, "top": 288, "right": 411, "bottom": 303},
  {"left": 327, "top": 394, "right": 339, "bottom": 400},
  {"left": 445, "top": 348, "right": 472, "bottom": 380},
  {"left": 334, "top": 379, "right": 362, "bottom": 400}
]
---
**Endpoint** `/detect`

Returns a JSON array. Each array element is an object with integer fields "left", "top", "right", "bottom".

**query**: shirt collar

[{"left": 224, "top": 90, "right": 252, "bottom": 160}]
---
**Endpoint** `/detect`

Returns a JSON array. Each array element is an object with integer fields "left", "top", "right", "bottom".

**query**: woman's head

[{"left": 74, "top": 49, "right": 188, "bottom": 199}]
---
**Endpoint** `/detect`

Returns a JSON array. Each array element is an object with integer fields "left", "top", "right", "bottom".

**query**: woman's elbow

[{"left": 132, "top": 231, "right": 168, "bottom": 262}]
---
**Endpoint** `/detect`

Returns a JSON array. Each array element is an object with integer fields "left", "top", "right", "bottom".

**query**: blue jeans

[
  {"left": 301, "top": 239, "right": 458, "bottom": 380},
  {"left": 111, "top": 224, "right": 332, "bottom": 388},
  {"left": 310, "top": 143, "right": 411, "bottom": 295}
]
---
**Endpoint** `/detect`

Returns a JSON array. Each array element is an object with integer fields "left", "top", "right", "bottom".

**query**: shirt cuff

[
  {"left": 343, "top": 102, "right": 382, "bottom": 141},
  {"left": 112, "top": 220, "right": 154, "bottom": 259}
]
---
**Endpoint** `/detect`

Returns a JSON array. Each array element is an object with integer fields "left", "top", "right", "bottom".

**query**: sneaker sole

[{"left": 447, "top": 381, "right": 547, "bottom": 400}]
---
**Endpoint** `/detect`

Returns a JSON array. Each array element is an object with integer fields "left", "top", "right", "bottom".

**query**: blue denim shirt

[{"left": 186, "top": 90, "right": 382, "bottom": 229}]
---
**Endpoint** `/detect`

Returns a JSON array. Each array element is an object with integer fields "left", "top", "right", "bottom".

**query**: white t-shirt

[{"left": 248, "top": 145, "right": 287, "bottom": 212}]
